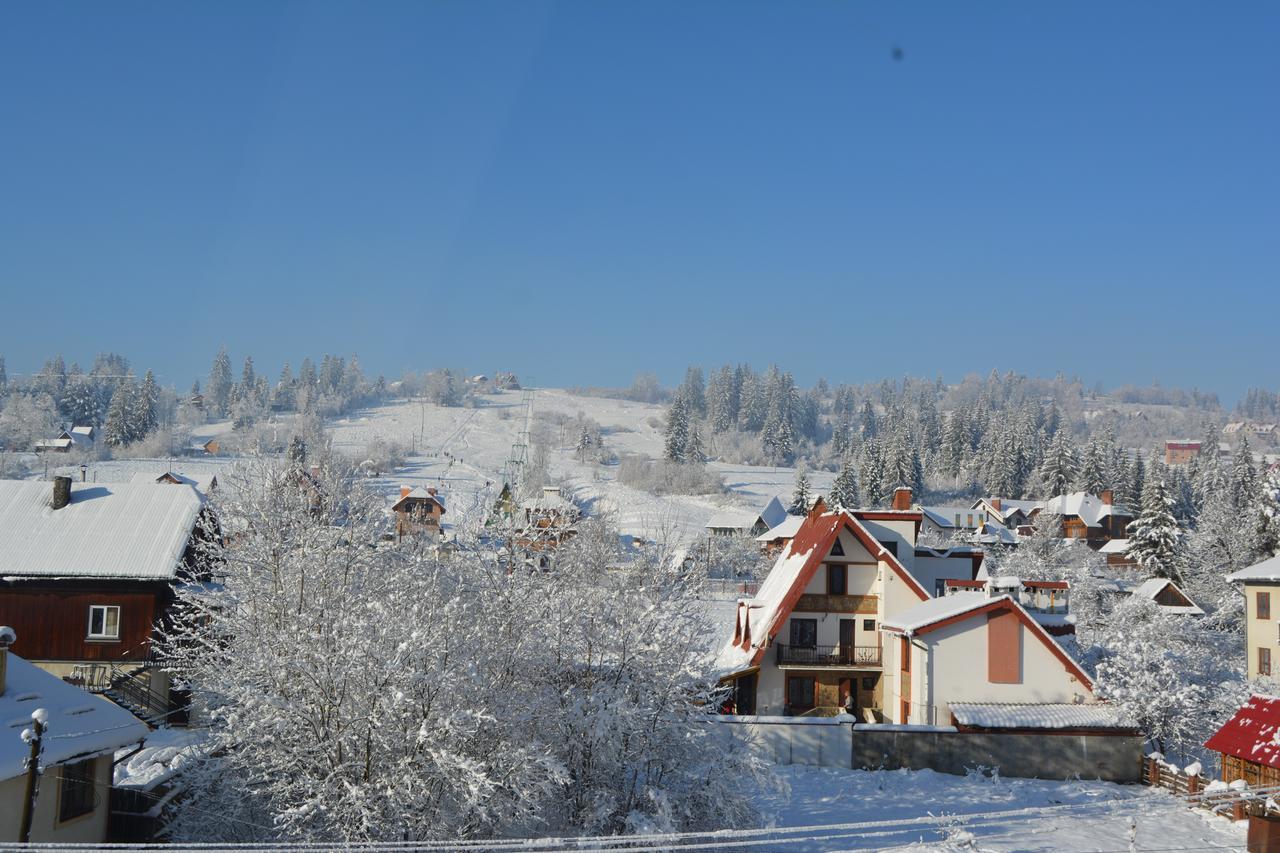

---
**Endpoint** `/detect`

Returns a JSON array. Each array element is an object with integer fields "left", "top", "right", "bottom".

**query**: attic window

[
  {"left": 87, "top": 605, "right": 120, "bottom": 640},
  {"left": 829, "top": 539, "right": 845, "bottom": 557}
]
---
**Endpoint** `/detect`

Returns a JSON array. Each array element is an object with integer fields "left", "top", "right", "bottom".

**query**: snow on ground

[
  {"left": 752, "top": 765, "right": 1245, "bottom": 852},
  {"left": 327, "top": 389, "right": 833, "bottom": 544}
]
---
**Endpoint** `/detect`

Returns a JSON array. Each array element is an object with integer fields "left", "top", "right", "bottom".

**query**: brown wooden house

[
  {"left": 391, "top": 485, "right": 446, "bottom": 539},
  {"left": 1205, "top": 694, "right": 1280, "bottom": 786},
  {"left": 0, "top": 477, "right": 218, "bottom": 721}
]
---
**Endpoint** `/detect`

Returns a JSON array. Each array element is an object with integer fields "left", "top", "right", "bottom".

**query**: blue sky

[{"left": 1, "top": 1, "right": 1276, "bottom": 400}]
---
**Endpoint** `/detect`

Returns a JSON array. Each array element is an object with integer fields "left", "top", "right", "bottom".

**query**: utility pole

[{"left": 19, "top": 708, "right": 47, "bottom": 843}]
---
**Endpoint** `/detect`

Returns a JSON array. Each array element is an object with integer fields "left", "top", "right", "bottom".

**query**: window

[
  {"left": 87, "top": 605, "right": 120, "bottom": 640},
  {"left": 934, "top": 578, "right": 947, "bottom": 597},
  {"left": 900, "top": 636, "right": 910, "bottom": 672},
  {"left": 789, "top": 619, "right": 817, "bottom": 649},
  {"left": 1261, "top": 647, "right": 1272, "bottom": 677},
  {"left": 58, "top": 759, "right": 95, "bottom": 823},
  {"left": 827, "top": 564, "right": 847, "bottom": 595},
  {"left": 879, "top": 540, "right": 898, "bottom": 557},
  {"left": 1260, "top": 592, "right": 1272, "bottom": 621},
  {"left": 786, "top": 676, "right": 815, "bottom": 713},
  {"left": 829, "top": 539, "right": 845, "bottom": 557},
  {"left": 863, "top": 619, "right": 876, "bottom": 632},
  {"left": 860, "top": 676, "right": 877, "bottom": 691}
]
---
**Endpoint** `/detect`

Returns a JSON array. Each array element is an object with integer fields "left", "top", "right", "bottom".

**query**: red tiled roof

[
  {"left": 1205, "top": 694, "right": 1280, "bottom": 768},
  {"left": 1023, "top": 581, "right": 1069, "bottom": 590}
]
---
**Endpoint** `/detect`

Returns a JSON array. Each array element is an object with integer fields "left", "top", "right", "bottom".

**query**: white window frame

[{"left": 87, "top": 605, "right": 121, "bottom": 640}]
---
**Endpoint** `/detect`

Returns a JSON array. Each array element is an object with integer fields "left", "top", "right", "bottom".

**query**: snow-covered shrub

[{"left": 617, "top": 455, "right": 724, "bottom": 496}]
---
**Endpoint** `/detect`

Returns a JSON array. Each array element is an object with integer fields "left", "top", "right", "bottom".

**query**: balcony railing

[{"left": 775, "top": 644, "right": 882, "bottom": 667}]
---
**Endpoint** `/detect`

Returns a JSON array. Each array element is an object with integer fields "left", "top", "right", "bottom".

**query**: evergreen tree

[
  {"left": 707, "top": 366, "right": 735, "bottom": 434},
  {"left": 1126, "top": 472, "right": 1183, "bottom": 581},
  {"left": 287, "top": 435, "right": 308, "bottom": 465},
  {"left": 859, "top": 401, "right": 878, "bottom": 439},
  {"left": 663, "top": 397, "right": 690, "bottom": 463},
  {"left": 1230, "top": 434, "right": 1258, "bottom": 512},
  {"left": 241, "top": 357, "right": 256, "bottom": 396},
  {"left": 274, "top": 363, "right": 297, "bottom": 411},
  {"left": 1038, "top": 432, "right": 1080, "bottom": 496},
  {"left": 679, "top": 367, "right": 705, "bottom": 418},
  {"left": 208, "top": 347, "right": 234, "bottom": 417},
  {"left": 60, "top": 378, "right": 102, "bottom": 427},
  {"left": 130, "top": 370, "right": 158, "bottom": 437},
  {"left": 683, "top": 422, "right": 705, "bottom": 465},
  {"left": 1078, "top": 439, "right": 1109, "bottom": 495},
  {"left": 736, "top": 370, "right": 765, "bottom": 432},
  {"left": 940, "top": 410, "right": 968, "bottom": 480},
  {"left": 829, "top": 459, "right": 860, "bottom": 511},
  {"left": 859, "top": 439, "right": 888, "bottom": 507},
  {"left": 789, "top": 465, "right": 811, "bottom": 515},
  {"left": 102, "top": 381, "right": 136, "bottom": 447}
]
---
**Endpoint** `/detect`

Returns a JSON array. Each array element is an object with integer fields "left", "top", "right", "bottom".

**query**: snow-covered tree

[
  {"left": 161, "top": 460, "right": 766, "bottom": 843},
  {"left": 1230, "top": 434, "right": 1258, "bottom": 512},
  {"left": 663, "top": 396, "right": 690, "bottom": 463},
  {"left": 789, "top": 464, "right": 811, "bottom": 515},
  {"left": 1038, "top": 431, "right": 1079, "bottom": 496},
  {"left": 102, "top": 381, "right": 137, "bottom": 447},
  {"left": 207, "top": 347, "right": 234, "bottom": 417},
  {"left": 829, "top": 459, "right": 860, "bottom": 511},
  {"left": 60, "top": 377, "right": 102, "bottom": 427},
  {"left": 859, "top": 438, "right": 888, "bottom": 507},
  {"left": 1125, "top": 472, "right": 1183, "bottom": 581}
]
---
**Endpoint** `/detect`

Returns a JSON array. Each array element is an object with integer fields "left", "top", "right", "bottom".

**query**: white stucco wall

[
  {"left": 921, "top": 616, "right": 1092, "bottom": 725},
  {"left": 1243, "top": 581, "right": 1280, "bottom": 681},
  {"left": 0, "top": 755, "right": 111, "bottom": 844}
]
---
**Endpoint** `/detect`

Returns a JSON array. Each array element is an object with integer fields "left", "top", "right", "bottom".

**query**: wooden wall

[{"left": 0, "top": 584, "right": 163, "bottom": 661}]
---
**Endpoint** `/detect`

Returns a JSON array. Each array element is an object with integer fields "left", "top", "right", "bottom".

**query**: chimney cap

[{"left": 0, "top": 626, "right": 15, "bottom": 648}]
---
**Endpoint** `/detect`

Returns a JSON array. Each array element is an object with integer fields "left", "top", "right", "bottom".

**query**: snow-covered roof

[
  {"left": 1228, "top": 555, "right": 1280, "bottom": 583},
  {"left": 0, "top": 480, "right": 204, "bottom": 580},
  {"left": 706, "top": 509, "right": 762, "bottom": 531},
  {"left": 1040, "top": 492, "right": 1132, "bottom": 525},
  {"left": 35, "top": 438, "right": 73, "bottom": 450},
  {"left": 972, "top": 521, "right": 1019, "bottom": 546},
  {"left": 920, "top": 506, "right": 983, "bottom": 530},
  {"left": 114, "top": 726, "right": 206, "bottom": 792},
  {"left": 1, "top": 651, "right": 149, "bottom": 781},
  {"left": 1131, "top": 578, "right": 1204, "bottom": 616},
  {"left": 391, "top": 486, "right": 447, "bottom": 512},
  {"left": 1205, "top": 694, "right": 1280, "bottom": 768},
  {"left": 755, "top": 514, "right": 804, "bottom": 542},
  {"left": 949, "top": 702, "right": 1137, "bottom": 731},
  {"left": 130, "top": 471, "right": 217, "bottom": 494},
  {"left": 881, "top": 592, "right": 1001, "bottom": 634},
  {"left": 759, "top": 496, "right": 789, "bottom": 530},
  {"left": 1099, "top": 539, "right": 1131, "bottom": 554}
]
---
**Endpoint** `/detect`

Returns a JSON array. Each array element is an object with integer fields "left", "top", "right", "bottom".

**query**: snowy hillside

[{"left": 327, "top": 388, "right": 833, "bottom": 543}]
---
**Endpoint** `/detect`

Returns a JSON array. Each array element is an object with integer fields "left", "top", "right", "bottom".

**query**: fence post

[
  {"left": 1147, "top": 756, "right": 1160, "bottom": 787},
  {"left": 1187, "top": 774, "right": 1199, "bottom": 797},
  {"left": 1234, "top": 800, "right": 1247, "bottom": 822}
]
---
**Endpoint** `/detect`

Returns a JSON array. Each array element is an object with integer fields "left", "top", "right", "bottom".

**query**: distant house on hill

[
  {"left": 1129, "top": 578, "right": 1204, "bottom": 616},
  {"left": 131, "top": 470, "right": 218, "bottom": 496},
  {"left": 69, "top": 425, "right": 96, "bottom": 448},
  {"left": 391, "top": 486, "right": 446, "bottom": 540},
  {"left": 1031, "top": 490, "right": 1132, "bottom": 549},
  {"left": 706, "top": 496, "right": 788, "bottom": 537},
  {"left": 516, "top": 486, "right": 580, "bottom": 551},
  {"left": 0, "top": 629, "right": 150, "bottom": 844},
  {"left": 0, "top": 477, "right": 219, "bottom": 723},
  {"left": 1164, "top": 440, "right": 1201, "bottom": 466},
  {"left": 971, "top": 497, "right": 1038, "bottom": 530},
  {"left": 190, "top": 438, "right": 220, "bottom": 456},
  {"left": 34, "top": 430, "right": 74, "bottom": 453}
]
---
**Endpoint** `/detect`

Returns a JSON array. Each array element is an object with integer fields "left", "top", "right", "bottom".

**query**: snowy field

[
  {"left": 748, "top": 765, "right": 1245, "bottom": 852},
  {"left": 327, "top": 389, "right": 835, "bottom": 544}
]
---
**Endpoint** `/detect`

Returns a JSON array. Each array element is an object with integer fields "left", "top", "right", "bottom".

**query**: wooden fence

[{"left": 1142, "top": 753, "right": 1261, "bottom": 822}]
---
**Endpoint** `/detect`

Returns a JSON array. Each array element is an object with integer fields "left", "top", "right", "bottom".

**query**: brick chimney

[
  {"left": 400, "top": 486, "right": 412, "bottom": 499},
  {"left": 52, "top": 476, "right": 72, "bottom": 510},
  {"left": 891, "top": 487, "right": 913, "bottom": 511},
  {"left": 0, "top": 626, "right": 14, "bottom": 695},
  {"left": 1101, "top": 489, "right": 1114, "bottom": 506},
  {"left": 991, "top": 498, "right": 1002, "bottom": 511}
]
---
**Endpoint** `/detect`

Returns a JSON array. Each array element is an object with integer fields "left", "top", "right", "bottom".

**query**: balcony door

[{"left": 839, "top": 619, "right": 855, "bottom": 663}]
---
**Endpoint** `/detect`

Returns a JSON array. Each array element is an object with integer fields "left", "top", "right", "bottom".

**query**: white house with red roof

[{"left": 715, "top": 488, "right": 1096, "bottom": 724}]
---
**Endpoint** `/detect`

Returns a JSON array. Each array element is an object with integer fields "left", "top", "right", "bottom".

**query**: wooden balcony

[
  {"left": 775, "top": 644, "right": 882, "bottom": 668},
  {"left": 794, "top": 593, "right": 878, "bottom": 614}
]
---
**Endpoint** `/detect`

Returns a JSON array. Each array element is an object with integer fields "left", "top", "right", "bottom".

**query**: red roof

[
  {"left": 1205, "top": 694, "right": 1280, "bottom": 768},
  {"left": 1024, "top": 580, "right": 1069, "bottom": 590}
]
